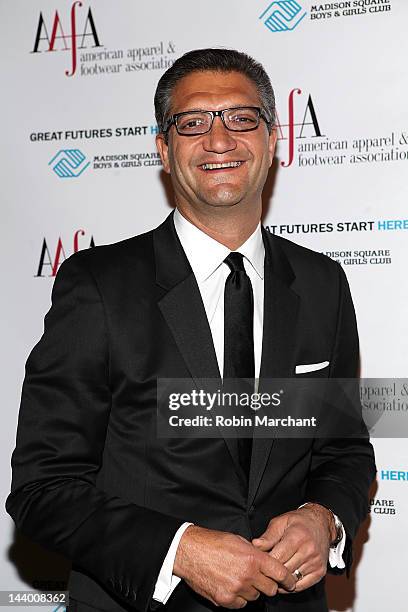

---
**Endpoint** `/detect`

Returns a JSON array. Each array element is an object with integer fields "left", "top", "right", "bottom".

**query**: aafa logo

[
  {"left": 259, "top": 1, "right": 307, "bottom": 32},
  {"left": 49, "top": 149, "right": 90, "bottom": 177},
  {"left": 32, "top": 1, "right": 102, "bottom": 76},
  {"left": 36, "top": 230, "right": 96, "bottom": 277},
  {"left": 276, "top": 89, "right": 325, "bottom": 167}
]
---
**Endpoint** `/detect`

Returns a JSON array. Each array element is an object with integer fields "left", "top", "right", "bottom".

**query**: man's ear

[
  {"left": 268, "top": 127, "right": 278, "bottom": 167},
  {"left": 156, "top": 134, "right": 171, "bottom": 174}
]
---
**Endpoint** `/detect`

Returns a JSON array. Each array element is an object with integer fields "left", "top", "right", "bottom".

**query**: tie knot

[{"left": 224, "top": 252, "right": 245, "bottom": 273}]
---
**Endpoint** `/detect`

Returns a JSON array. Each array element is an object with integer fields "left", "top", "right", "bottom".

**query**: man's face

[{"left": 156, "top": 70, "right": 277, "bottom": 213}]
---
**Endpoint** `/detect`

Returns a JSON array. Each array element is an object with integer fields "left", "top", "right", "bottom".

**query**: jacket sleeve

[
  {"left": 304, "top": 262, "right": 376, "bottom": 574},
  {"left": 5, "top": 252, "right": 183, "bottom": 611}
]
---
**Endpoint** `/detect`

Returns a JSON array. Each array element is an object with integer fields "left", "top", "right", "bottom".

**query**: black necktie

[{"left": 223, "top": 252, "right": 255, "bottom": 479}]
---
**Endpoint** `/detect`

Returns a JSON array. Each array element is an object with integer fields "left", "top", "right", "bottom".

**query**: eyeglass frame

[{"left": 162, "top": 106, "right": 272, "bottom": 138}]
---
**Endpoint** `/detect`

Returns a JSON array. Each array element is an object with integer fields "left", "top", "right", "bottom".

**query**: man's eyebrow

[
  {"left": 172, "top": 105, "right": 255, "bottom": 114},
  {"left": 173, "top": 108, "right": 206, "bottom": 114}
]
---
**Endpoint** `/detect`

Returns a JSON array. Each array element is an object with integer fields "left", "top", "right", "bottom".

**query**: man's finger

[
  {"left": 283, "top": 551, "right": 308, "bottom": 575},
  {"left": 260, "top": 555, "right": 297, "bottom": 592},
  {"left": 251, "top": 538, "right": 272, "bottom": 551},
  {"left": 252, "top": 574, "right": 278, "bottom": 598},
  {"left": 268, "top": 533, "right": 299, "bottom": 564},
  {"left": 233, "top": 595, "right": 248, "bottom": 608},
  {"left": 239, "top": 586, "right": 261, "bottom": 602},
  {"left": 277, "top": 570, "right": 322, "bottom": 594},
  {"left": 252, "top": 520, "right": 283, "bottom": 550}
]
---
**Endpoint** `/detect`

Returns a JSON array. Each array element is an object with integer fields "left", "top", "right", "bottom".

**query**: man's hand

[
  {"left": 252, "top": 504, "right": 337, "bottom": 594},
  {"left": 173, "top": 525, "right": 296, "bottom": 609}
]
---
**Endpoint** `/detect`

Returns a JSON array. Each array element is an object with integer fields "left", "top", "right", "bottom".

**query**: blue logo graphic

[
  {"left": 259, "top": 1, "right": 307, "bottom": 32},
  {"left": 49, "top": 149, "right": 90, "bottom": 178}
]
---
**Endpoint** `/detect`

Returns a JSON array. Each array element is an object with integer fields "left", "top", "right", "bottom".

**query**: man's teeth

[{"left": 201, "top": 161, "right": 242, "bottom": 170}]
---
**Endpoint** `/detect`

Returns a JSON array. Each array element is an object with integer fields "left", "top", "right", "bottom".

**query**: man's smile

[{"left": 199, "top": 160, "right": 245, "bottom": 172}]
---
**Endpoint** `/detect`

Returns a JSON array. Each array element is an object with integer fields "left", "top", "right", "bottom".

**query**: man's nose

[{"left": 202, "top": 116, "right": 237, "bottom": 153}]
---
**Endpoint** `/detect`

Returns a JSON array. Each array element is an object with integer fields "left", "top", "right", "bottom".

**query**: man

[{"left": 6, "top": 49, "right": 375, "bottom": 612}]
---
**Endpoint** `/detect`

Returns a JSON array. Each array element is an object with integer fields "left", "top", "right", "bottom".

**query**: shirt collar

[{"left": 173, "top": 208, "right": 264, "bottom": 282}]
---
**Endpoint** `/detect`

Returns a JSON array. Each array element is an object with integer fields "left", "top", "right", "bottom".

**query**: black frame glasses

[{"left": 163, "top": 106, "right": 271, "bottom": 137}]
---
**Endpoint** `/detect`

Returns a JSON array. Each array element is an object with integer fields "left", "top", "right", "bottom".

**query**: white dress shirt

[{"left": 153, "top": 208, "right": 345, "bottom": 604}]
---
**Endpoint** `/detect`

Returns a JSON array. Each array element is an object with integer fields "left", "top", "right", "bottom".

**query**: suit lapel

[
  {"left": 248, "top": 228, "right": 300, "bottom": 507},
  {"left": 153, "top": 212, "right": 243, "bottom": 479}
]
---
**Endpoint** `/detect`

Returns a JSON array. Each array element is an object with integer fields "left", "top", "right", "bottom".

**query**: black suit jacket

[{"left": 6, "top": 211, "right": 375, "bottom": 612}]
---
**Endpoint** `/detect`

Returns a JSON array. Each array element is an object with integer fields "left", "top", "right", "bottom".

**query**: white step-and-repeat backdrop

[{"left": 1, "top": 1, "right": 407, "bottom": 610}]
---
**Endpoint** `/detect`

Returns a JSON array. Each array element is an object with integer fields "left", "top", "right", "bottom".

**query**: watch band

[{"left": 330, "top": 511, "right": 344, "bottom": 548}]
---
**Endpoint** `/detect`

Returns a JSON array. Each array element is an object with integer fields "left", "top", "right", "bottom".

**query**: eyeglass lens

[{"left": 176, "top": 108, "right": 260, "bottom": 135}]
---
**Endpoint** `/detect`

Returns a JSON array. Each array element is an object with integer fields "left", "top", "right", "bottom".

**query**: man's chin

[{"left": 198, "top": 189, "right": 245, "bottom": 208}]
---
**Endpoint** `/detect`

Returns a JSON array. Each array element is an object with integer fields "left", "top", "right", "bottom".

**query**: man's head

[
  {"left": 154, "top": 48, "right": 277, "bottom": 220},
  {"left": 154, "top": 48, "right": 276, "bottom": 137}
]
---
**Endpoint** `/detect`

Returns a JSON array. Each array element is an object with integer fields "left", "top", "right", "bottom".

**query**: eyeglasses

[{"left": 163, "top": 106, "right": 271, "bottom": 136}]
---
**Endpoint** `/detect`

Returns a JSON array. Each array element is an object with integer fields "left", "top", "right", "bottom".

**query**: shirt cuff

[
  {"left": 328, "top": 513, "right": 346, "bottom": 570},
  {"left": 152, "top": 522, "right": 194, "bottom": 604},
  {"left": 298, "top": 503, "right": 346, "bottom": 570}
]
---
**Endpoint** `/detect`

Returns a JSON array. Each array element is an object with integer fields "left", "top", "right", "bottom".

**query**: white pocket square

[{"left": 295, "top": 361, "right": 330, "bottom": 374}]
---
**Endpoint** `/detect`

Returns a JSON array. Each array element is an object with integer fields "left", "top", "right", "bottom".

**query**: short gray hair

[{"left": 154, "top": 48, "right": 275, "bottom": 137}]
